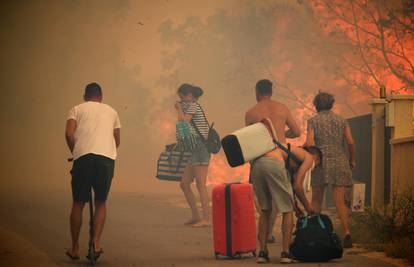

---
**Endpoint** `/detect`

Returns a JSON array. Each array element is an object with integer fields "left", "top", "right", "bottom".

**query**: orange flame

[
  {"left": 207, "top": 154, "right": 251, "bottom": 185},
  {"left": 311, "top": 0, "right": 414, "bottom": 94}
]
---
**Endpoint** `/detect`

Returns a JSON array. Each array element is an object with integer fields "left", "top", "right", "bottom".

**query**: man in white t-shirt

[{"left": 65, "top": 82, "right": 121, "bottom": 261}]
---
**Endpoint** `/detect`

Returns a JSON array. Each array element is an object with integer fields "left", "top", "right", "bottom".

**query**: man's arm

[
  {"left": 245, "top": 109, "right": 258, "bottom": 126},
  {"left": 285, "top": 109, "right": 301, "bottom": 138},
  {"left": 344, "top": 125, "right": 356, "bottom": 168},
  {"left": 114, "top": 128, "right": 121, "bottom": 148},
  {"left": 65, "top": 119, "right": 77, "bottom": 153},
  {"left": 290, "top": 147, "right": 314, "bottom": 214}
]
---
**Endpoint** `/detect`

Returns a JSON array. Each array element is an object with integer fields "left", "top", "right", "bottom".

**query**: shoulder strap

[
  {"left": 195, "top": 103, "right": 211, "bottom": 128},
  {"left": 286, "top": 143, "right": 292, "bottom": 171},
  {"left": 272, "top": 139, "right": 302, "bottom": 165},
  {"left": 190, "top": 103, "right": 211, "bottom": 141},
  {"left": 261, "top": 118, "right": 300, "bottom": 164},
  {"left": 190, "top": 119, "right": 207, "bottom": 142}
]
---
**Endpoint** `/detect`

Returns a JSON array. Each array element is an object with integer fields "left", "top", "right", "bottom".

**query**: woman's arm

[
  {"left": 305, "top": 121, "right": 315, "bottom": 147},
  {"left": 344, "top": 125, "right": 356, "bottom": 169},
  {"left": 175, "top": 102, "right": 192, "bottom": 122},
  {"left": 290, "top": 146, "right": 314, "bottom": 214}
]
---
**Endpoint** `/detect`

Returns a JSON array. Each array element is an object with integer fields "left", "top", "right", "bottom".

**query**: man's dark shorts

[{"left": 71, "top": 153, "right": 115, "bottom": 202}]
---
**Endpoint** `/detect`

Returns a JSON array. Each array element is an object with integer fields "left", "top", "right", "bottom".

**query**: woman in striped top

[{"left": 175, "top": 84, "right": 211, "bottom": 227}]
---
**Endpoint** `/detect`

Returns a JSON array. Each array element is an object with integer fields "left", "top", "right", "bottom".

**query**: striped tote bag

[{"left": 156, "top": 144, "right": 191, "bottom": 181}]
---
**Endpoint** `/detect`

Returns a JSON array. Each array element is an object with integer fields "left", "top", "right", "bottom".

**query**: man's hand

[{"left": 305, "top": 204, "right": 315, "bottom": 215}]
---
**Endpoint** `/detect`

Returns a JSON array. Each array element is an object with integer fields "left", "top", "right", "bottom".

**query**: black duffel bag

[{"left": 289, "top": 214, "right": 343, "bottom": 262}]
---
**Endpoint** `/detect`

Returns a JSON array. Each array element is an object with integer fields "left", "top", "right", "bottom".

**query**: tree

[
  {"left": 158, "top": 1, "right": 368, "bottom": 130},
  {"left": 310, "top": 0, "right": 414, "bottom": 95}
]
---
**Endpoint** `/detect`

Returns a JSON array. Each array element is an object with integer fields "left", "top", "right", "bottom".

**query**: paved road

[{"left": 0, "top": 188, "right": 395, "bottom": 267}]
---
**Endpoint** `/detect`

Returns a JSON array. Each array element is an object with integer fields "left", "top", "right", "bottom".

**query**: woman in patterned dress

[{"left": 306, "top": 92, "right": 356, "bottom": 248}]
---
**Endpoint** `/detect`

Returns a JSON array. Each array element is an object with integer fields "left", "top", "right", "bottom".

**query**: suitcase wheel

[{"left": 252, "top": 251, "right": 256, "bottom": 257}]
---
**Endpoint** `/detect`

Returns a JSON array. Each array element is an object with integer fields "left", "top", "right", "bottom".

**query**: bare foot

[
  {"left": 191, "top": 220, "right": 210, "bottom": 228},
  {"left": 94, "top": 242, "right": 103, "bottom": 253},
  {"left": 184, "top": 218, "right": 200, "bottom": 225}
]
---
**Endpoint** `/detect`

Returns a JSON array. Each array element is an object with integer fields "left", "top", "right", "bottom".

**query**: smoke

[
  {"left": 0, "top": 0, "right": 152, "bottom": 193},
  {"left": 0, "top": 0, "right": 380, "bottom": 196},
  {"left": 157, "top": 1, "right": 372, "bottom": 147}
]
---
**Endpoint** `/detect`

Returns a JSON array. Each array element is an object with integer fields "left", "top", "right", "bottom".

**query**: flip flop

[
  {"left": 191, "top": 221, "right": 211, "bottom": 228},
  {"left": 184, "top": 219, "right": 200, "bottom": 225},
  {"left": 267, "top": 235, "right": 276, "bottom": 243},
  {"left": 94, "top": 248, "right": 104, "bottom": 260},
  {"left": 86, "top": 249, "right": 103, "bottom": 261},
  {"left": 66, "top": 251, "right": 80, "bottom": 260}
]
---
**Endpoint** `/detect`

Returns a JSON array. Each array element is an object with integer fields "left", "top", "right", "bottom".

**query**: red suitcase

[{"left": 212, "top": 183, "right": 256, "bottom": 258}]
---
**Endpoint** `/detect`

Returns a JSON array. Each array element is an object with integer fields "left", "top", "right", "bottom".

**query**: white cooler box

[{"left": 221, "top": 122, "right": 275, "bottom": 167}]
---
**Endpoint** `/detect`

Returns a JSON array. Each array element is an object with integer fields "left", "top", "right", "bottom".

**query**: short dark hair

[
  {"left": 303, "top": 146, "right": 323, "bottom": 165},
  {"left": 313, "top": 91, "right": 335, "bottom": 112},
  {"left": 84, "top": 82, "right": 102, "bottom": 98},
  {"left": 177, "top": 83, "right": 193, "bottom": 96},
  {"left": 192, "top": 86, "right": 204, "bottom": 98},
  {"left": 255, "top": 79, "right": 273, "bottom": 96}
]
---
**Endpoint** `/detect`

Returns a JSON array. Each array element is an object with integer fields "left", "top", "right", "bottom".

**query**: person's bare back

[{"left": 245, "top": 99, "right": 300, "bottom": 144}]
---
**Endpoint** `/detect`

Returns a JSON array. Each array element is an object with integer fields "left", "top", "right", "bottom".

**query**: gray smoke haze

[
  {"left": 0, "top": 0, "right": 372, "bottom": 196},
  {"left": 0, "top": 0, "right": 153, "bottom": 194}
]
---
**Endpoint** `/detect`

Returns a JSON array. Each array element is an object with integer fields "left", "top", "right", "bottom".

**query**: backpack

[
  {"left": 205, "top": 123, "right": 221, "bottom": 154},
  {"left": 289, "top": 214, "right": 343, "bottom": 262},
  {"left": 191, "top": 103, "right": 221, "bottom": 154}
]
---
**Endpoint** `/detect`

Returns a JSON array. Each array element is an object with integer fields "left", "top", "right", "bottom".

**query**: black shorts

[{"left": 71, "top": 153, "right": 115, "bottom": 202}]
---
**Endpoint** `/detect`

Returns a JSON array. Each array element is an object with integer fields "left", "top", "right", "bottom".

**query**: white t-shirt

[{"left": 67, "top": 101, "right": 121, "bottom": 160}]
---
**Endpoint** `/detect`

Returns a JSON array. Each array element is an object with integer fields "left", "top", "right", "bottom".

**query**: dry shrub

[{"left": 351, "top": 188, "right": 414, "bottom": 263}]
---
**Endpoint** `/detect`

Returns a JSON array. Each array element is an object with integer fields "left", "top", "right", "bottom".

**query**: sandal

[
  {"left": 267, "top": 235, "right": 276, "bottom": 243},
  {"left": 184, "top": 219, "right": 200, "bottom": 225},
  {"left": 94, "top": 248, "right": 104, "bottom": 260},
  {"left": 66, "top": 250, "right": 80, "bottom": 260},
  {"left": 191, "top": 220, "right": 211, "bottom": 228},
  {"left": 86, "top": 248, "right": 104, "bottom": 261}
]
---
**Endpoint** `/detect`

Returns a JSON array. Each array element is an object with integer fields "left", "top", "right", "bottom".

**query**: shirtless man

[{"left": 245, "top": 79, "right": 301, "bottom": 263}]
